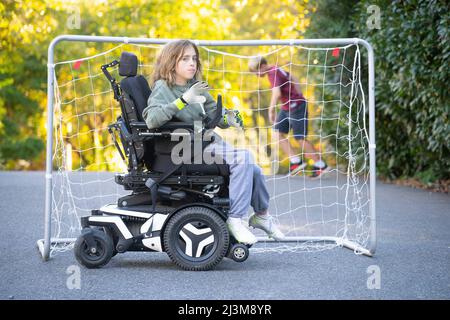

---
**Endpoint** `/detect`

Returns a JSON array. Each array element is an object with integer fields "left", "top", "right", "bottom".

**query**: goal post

[{"left": 38, "top": 35, "right": 376, "bottom": 260}]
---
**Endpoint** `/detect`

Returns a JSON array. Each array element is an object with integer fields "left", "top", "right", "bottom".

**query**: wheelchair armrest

[
  {"left": 129, "top": 121, "right": 194, "bottom": 131},
  {"left": 159, "top": 122, "right": 194, "bottom": 131},
  {"left": 129, "top": 121, "right": 149, "bottom": 129}
]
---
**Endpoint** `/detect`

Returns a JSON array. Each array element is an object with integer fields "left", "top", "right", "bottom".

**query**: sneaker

[
  {"left": 310, "top": 164, "right": 331, "bottom": 179},
  {"left": 249, "top": 214, "right": 285, "bottom": 241},
  {"left": 289, "top": 161, "right": 307, "bottom": 176},
  {"left": 227, "top": 217, "right": 258, "bottom": 245}
]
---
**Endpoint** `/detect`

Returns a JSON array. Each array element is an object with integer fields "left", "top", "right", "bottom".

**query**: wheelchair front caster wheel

[
  {"left": 74, "top": 228, "right": 114, "bottom": 268},
  {"left": 229, "top": 243, "right": 249, "bottom": 262}
]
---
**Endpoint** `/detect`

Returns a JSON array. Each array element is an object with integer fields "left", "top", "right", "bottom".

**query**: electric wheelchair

[{"left": 74, "top": 52, "right": 250, "bottom": 271}]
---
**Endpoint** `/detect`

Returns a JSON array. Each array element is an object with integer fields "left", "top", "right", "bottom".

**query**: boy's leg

[
  {"left": 291, "top": 104, "right": 329, "bottom": 177},
  {"left": 291, "top": 104, "right": 316, "bottom": 160},
  {"left": 273, "top": 109, "right": 294, "bottom": 158},
  {"left": 272, "top": 130, "right": 295, "bottom": 158},
  {"left": 296, "top": 137, "right": 330, "bottom": 177},
  {"left": 273, "top": 110, "right": 304, "bottom": 174},
  {"left": 296, "top": 138, "right": 320, "bottom": 162}
]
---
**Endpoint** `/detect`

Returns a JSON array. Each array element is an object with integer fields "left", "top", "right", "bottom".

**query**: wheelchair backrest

[
  {"left": 111, "top": 52, "right": 154, "bottom": 170},
  {"left": 118, "top": 52, "right": 151, "bottom": 122}
]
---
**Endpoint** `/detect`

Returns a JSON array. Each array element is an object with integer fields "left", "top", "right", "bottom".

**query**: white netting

[{"left": 49, "top": 41, "right": 371, "bottom": 256}]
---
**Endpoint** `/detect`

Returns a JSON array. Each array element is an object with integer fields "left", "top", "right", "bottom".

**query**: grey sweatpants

[{"left": 204, "top": 137, "right": 270, "bottom": 218}]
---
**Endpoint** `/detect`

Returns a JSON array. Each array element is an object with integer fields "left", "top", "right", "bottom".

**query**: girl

[{"left": 142, "top": 40, "right": 284, "bottom": 244}]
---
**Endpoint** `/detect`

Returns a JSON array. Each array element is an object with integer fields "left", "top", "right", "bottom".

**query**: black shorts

[{"left": 274, "top": 102, "right": 308, "bottom": 139}]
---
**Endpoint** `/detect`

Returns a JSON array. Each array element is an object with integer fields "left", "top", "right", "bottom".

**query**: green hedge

[{"left": 307, "top": 0, "right": 449, "bottom": 183}]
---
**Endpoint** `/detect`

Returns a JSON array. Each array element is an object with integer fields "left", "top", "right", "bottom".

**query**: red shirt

[{"left": 267, "top": 66, "right": 305, "bottom": 111}]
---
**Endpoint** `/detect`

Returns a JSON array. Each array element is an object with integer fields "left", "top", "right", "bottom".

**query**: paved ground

[{"left": 0, "top": 171, "right": 449, "bottom": 300}]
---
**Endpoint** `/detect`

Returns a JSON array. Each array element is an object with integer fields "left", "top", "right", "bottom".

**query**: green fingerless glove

[
  {"left": 223, "top": 109, "right": 244, "bottom": 128},
  {"left": 234, "top": 110, "right": 244, "bottom": 128}
]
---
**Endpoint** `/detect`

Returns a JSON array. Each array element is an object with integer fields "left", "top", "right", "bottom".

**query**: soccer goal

[{"left": 37, "top": 36, "right": 376, "bottom": 260}]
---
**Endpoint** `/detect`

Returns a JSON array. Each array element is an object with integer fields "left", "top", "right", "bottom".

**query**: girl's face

[{"left": 175, "top": 45, "right": 197, "bottom": 85}]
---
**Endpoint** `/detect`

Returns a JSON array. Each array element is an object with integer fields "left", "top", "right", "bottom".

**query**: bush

[{"left": 307, "top": 0, "right": 450, "bottom": 183}]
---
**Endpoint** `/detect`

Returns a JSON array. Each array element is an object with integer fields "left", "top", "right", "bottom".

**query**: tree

[
  {"left": 305, "top": 0, "right": 450, "bottom": 186},
  {"left": 0, "top": 0, "right": 314, "bottom": 171}
]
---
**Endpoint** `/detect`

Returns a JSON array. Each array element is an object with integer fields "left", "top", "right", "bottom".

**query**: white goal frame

[{"left": 37, "top": 35, "right": 376, "bottom": 260}]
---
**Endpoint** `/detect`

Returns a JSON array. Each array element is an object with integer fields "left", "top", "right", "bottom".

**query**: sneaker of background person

[
  {"left": 289, "top": 158, "right": 307, "bottom": 176},
  {"left": 310, "top": 160, "right": 331, "bottom": 179}
]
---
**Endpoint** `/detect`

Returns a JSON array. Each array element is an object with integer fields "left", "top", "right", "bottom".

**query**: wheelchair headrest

[{"left": 119, "top": 52, "right": 138, "bottom": 77}]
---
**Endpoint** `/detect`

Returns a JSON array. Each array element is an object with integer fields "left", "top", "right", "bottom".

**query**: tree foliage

[
  {"left": 0, "top": 0, "right": 312, "bottom": 170},
  {"left": 306, "top": 0, "right": 449, "bottom": 184},
  {"left": 3, "top": 0, "right": 447, "bottom": 186}
]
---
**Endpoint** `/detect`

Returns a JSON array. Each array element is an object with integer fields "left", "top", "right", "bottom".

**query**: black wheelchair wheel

[
  {"left": 228, "top": 243, "right": 249, "bottom": 262},
  {"left": 74, "top": 228, "right": 114, "bottom": 268},
  {"left": 163, "top": 206, "right": 229, "bottom": 271},
  {"left": 103, "top": 227, "right": 119, "bottom": 257}
]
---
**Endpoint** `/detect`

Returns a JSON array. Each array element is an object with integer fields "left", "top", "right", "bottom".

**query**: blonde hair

[
  {"left": 248, "top": 56, "right": 267, "bottom": 72},
  {"left": 151, "top": 40, "right": 202, "bottom": 87}
]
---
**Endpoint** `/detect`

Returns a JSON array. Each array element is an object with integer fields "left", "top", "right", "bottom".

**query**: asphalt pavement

[{"left": 0, "top": 171, "right": 449, "bottom": 300}]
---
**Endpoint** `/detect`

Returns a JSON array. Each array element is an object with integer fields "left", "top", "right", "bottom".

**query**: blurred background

[{"left": 0, "top": 0, "right": 448, "bottom": 192}]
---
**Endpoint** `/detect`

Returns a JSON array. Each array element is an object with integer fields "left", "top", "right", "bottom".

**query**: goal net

[{"left": 40, "top": 38, "right": 375, "bottom": 258}]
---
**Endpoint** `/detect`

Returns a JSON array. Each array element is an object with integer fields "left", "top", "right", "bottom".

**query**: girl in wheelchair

[{"left": 143, "top": 40, "right": 285, "bottom": 244}]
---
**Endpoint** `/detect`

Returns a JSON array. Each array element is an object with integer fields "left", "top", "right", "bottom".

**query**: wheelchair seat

[{"left": 116, "top": 51, "right": 228, "bottom": 176}]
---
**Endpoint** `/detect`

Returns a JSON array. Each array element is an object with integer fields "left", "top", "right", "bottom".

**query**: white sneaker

[
  {"left": 226, "top": 217, "right": 257, "bottom": 245},
  {"left": 249, "top": 214, "right": 285, "bottom": 241}
]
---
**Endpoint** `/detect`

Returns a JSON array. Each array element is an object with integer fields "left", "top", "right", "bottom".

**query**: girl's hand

[
  {"left": 182, "top": 81, "right": 209, "bottom": 104},
  {"left": 224, "top": 109, "right": 244, "bottom": 129}
]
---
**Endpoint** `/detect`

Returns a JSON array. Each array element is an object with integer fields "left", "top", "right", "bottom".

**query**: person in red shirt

[{"left": 249, "top": 56, "right": 329, "bottom": 177}]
